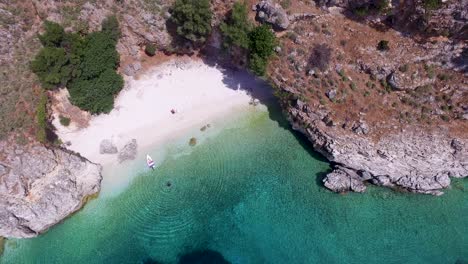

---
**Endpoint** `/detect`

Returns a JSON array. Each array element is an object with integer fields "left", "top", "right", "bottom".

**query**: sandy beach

[{"left": 52, "top": 58, "right": 270, "bottom": 167}]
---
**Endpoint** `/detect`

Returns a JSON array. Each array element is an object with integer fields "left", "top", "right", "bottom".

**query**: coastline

[{"left": 51, "top": 57, "right": 272, "bottom": 192}]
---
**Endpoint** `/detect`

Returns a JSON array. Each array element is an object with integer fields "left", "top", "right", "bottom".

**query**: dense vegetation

[
  {"left": 220, "top": 2, "right": 276, "bottom": 76},
  {"left": 31, "top": 18, "right": 123, "bottom": 114},
  {"left": 220, "top": 2, "right": 252, "bottom": 51},
  {"left": 248, "top": 25, "right": 276, "bottom": 75},
  {"left": 171, "top": 0, "right": 212, "bottom": 44}
]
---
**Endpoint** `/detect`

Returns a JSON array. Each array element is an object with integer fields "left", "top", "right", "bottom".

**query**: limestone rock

[
  {"left": 99, "top": 139, "right": 118, "bottom": 154},
  {"left": 0, "top": 143, "right": 102, "bottom": 238},
  {"left": 123, "top": 62, "right": 142, "bottom": 76},
  {"left": 254, "top": 0, "right": 290, "bottom": 30},
  {"left": 118, "top": 139, "right": 138, "bottom": 163},
  {"left": 282, "top": 86, "right": 468, "bottom": 196}
]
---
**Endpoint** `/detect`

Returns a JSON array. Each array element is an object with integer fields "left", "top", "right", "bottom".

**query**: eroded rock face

[
  {"left": 283, "top": 94, "right": 468, "bottom": 195},
  {"left": 0, "top": 142, "right": 102, "bottom": 238}
]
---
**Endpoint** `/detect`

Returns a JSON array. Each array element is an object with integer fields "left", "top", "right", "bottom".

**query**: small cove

[{"left": 1, "top": 66, "right": 467, "bottom": 264}]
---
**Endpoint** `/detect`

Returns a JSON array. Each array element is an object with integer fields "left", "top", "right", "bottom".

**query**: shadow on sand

[{"left": 201, "top": 56, "right": 333, "bottom": 187}]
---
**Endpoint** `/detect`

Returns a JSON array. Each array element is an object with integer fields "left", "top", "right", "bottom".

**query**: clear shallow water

[{"left": 1, "top": 104, "right": 467, "bottom": 264}]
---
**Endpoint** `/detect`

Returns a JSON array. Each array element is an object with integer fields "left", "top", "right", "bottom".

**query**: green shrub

[
  {"left": 280, "top": 0, "right": 292, "bottom": 9},
  {"left": 38, "top": 21, "right": 65, "bottom": 47},
  {"left": 248, "top": 25, "right": 276, "bottom": 76},
  {"left": 36, "top": 92, "right": 48, "bottom": 143},
  {"left": 171, "top": 0, "right": 212, "bottom": 43},
  {"left": 59, "top": 115, "right": 71, "bottom": 126},
  {"left": 31, "top": 47, "right": 71, "bottom": 89},
  {"left": 377, "top": 40, "right": 389, "bottom": 51},
  {"left": 101, "top": 15, "right": 121, "bottom": 42},
  {"left": 423, "top": 0, "right": 441, "bottom": 10},
  {"left": 79, "top": 32, "right": 120, "bottom": 79},
  {"left": 353, "top": 6, "right": 369, "bottom": 17},
  {"left": 69, "top": 69, "right": 123, "bottom": 114},
  {"left": 399, "top": 64, "right": 409, "bottom": 72},
  {"left": 32, "top": 16, "right": 123, "bottom": 115},
  {"left": 220, "top": 1, "right": 252, "bottom": 51},
  {"left": 145, "top": 43, "right": 157, "bottom": 56},
  {"left": 249, "top": 25, "right": 276, "bottom": 59}
]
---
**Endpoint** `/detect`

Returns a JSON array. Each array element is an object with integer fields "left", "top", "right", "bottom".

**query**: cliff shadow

[{"left": 178, "top": 249, "right": 231, "bottom": 264}]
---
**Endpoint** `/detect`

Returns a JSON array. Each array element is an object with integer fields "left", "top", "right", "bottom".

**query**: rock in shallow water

[
  {"left": 99, "top": 139, "right": 118, "bottom": 154},
  {"left": 0, "top": 143, "right": 102, "bottom": 238},
  {"left": 118, "top": 139, "right": 138, "bottom": 163}
]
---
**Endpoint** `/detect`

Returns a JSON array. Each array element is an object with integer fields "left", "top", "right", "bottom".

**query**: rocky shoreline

[
  {"left": 0, "top": 142, "right": 102, "bottom": 238},
  {"left": 274, "top": 82, "right": 467, "bottom": 195}
]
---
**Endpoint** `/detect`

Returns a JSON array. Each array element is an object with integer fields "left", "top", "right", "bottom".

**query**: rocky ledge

[
  {"left": 278, "top": 86, "right": 467, "bottom": 196},
  {"left": 0, "top": 142, "right": 102, "bottom": 238}
]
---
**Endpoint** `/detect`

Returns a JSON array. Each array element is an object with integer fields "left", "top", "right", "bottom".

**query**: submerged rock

[
  {"left": 118, "top": 139, "right": 138, "bottom": 162},
  {"left": 0, "top": 143, "right": 102, "bottom": 238},
  {"left": 99, "top": 139, "right": 118, "bottom": 154}
]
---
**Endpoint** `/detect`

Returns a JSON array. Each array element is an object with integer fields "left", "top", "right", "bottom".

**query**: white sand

[{"left": 52, "top": 59, "right": 268, "bottom": 166}]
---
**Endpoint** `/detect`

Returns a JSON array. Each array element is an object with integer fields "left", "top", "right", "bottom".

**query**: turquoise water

[{"left": 1, "top": 104, "right": 467, "bottom": 264}]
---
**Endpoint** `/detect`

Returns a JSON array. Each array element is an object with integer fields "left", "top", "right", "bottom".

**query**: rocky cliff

[
  {"left": 260, "top": 0, "right": 467, "bottom": 195},
  {"left": 277, "top": 88, "right": 467, "bottom": 195},
  {"left": 0, "top": 142, "right": 102, "bottom": 238}
]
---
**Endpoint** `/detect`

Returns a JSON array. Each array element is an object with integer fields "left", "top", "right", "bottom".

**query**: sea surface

[{"left": 1, "top": 98, "right": 467, "bottom": 264}]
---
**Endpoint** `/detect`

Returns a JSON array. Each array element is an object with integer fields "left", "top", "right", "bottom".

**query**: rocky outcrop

[
  {"left": 99, "top": 139, "right": 118, "bottom": 154},
  {"left": 0, "top": 142, "right": 102, "bottom": 238},
  {"left": 279, "top": 88, "right": 468, "bottom": 195},
  {"left": 254, "top": 0, "right": 290, "bottom": 30},
  {"left": 118, "top": 139, "right": 138, "bottom": 163}
]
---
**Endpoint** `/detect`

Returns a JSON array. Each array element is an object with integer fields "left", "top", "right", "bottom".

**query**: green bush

[
  {"left": 248, "top": 25, "right": 276, "bottom": 59},
  {"left": 171, "top": 0, "right": 212, "bottom": 43},
  {"left": 36, "top": 92, "right": 48, "bottom": 143},
  {"left": 101, "top": 15, "right": 121, "bottom": 42},
  {"left": 145, "top": 43, "right": 157, "bottom": 56},
  {"left": 423, "top": 0, "right": 442, "bottom": 10},
  {"left": 280, "top": 0, "right": 292, "bottom": 9},
  {"left": 69, "top": 69, "right": 123, "bottom": 114},
  {"left": 79, "top": 32, "right": 120, "bottom": 79},
  {"left": 31, "top": 17, "right": 123, "bottom": 115},
  {"left": 31, "top": 47, "right": 72, "bottom": 89},
  {"left": 246, "top": 25, "right": 276, "bottom": 76},
  {"left": 220, "top": 1, "right": 252, "bottom": 51},
  {"left": 249, "top": 53, "right": 268, "bottom": 76},
  {"left": 38, "top": 21, "right": 65, "bottom": 47},
  {"left": 59, "top": 115, "right": 71, "bottom": 126},
  {"left": 377, "top": 40, "right": 389, "bottom": 51}
]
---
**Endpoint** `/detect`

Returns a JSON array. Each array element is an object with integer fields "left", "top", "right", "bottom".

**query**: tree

[
  {"left": 31, "top": 16, "right": 124, "bottom": 114},
  {"left": 248, "top": 25, "right": 276, "bottom": 76},
  {"left": 249, "top": 53, "right": 268, "bottom": 76},
  {"left": 171, "top": 0, "right": 212, "bottom": 43},
  {"left": 68, "top": 69, "right": 123, "bottom": 114},
  {"left": 31, "top": 47, "right": 71, "bottom": 89},
  {"left": 79, "top": 31, "right": 120, "bottom": 79},
  {"left": 38, "top": 21, "right": 65, "bottom": 47},
  {"left": 248, "top": 25, "right": 276, "bottom": 59},
  {"left": 145, "top": 43, "right": 157, "bottom": 56},
  {"left": 220, "top": 1, "right": 252, "bottom": 50}
]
